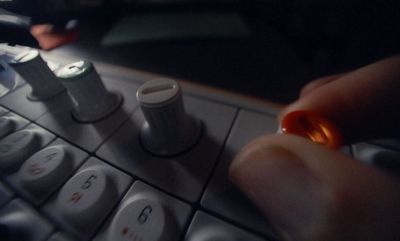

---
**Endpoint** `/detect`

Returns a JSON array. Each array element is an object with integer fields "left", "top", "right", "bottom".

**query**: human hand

[{"left": 229, "top": 55, "right": 400, "bottom": 241}]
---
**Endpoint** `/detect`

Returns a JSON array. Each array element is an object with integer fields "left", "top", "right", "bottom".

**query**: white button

[
  {"left": 0, "top": 116, "right": 16, "bottom": 139},
  {"left": 108, "top": 196, "right": 167, "bottom": 241},
  {"left": 0, "top": 130, "right": 39, "bottom": 172},
  {"left": 56, "top": 168, "right": 114, "bottom": 226},
  {"left": 18, "top": 145, "right": 71, "bottom": 191}
]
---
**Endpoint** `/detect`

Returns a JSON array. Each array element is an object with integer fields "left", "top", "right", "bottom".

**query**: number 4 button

[{"left": 18, "top": 145, "right": 71, "bottom": 192}]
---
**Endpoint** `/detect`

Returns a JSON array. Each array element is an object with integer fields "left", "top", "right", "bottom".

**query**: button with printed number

[
  {"left": 0, "top": 116, "right": 16, "bottom": 139},
  {"left": 0, "top": 130, "right": 40, "bottom": 173},
  {"left": 18, "top": 145, "right": 71, "bottom": 192},
  {"left": 109, "top": 196, "right": 168, "bottom": 241},
  {"left": 56, "top": 168, "right": 115, "bottom": 226}
]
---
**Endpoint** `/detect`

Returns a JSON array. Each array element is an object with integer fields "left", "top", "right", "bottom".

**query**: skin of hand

[{"left": 229, "top": 55, "right": 400, "bottom": 241}]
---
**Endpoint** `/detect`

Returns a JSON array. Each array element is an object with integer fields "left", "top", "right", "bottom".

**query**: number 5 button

[
  {"left": 109, "top": 196, "right": 168, "bottom": 241},
  {"left": 56, "top": 168, "right": 116, "bottom": 227}
]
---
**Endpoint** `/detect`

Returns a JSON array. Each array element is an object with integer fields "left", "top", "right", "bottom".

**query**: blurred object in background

[
  {"left": 2, "top": 0, "right": 400, "bottom": 103},
  {"left": 29, "top": 21, "right": 78, "bottom": 50},
  {"left": 0, "top": 8, "right": 37, "bottom": 47},
  {"left": 0, "top": 0, "right": 83, "bottom": 49}
]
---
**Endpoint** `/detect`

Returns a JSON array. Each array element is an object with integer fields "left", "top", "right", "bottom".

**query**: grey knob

[
  {"left": 56, "top": 61, "right": 122, "bottom": 122},
  {"left": 9, "top": 50, "right": 65, "bottom": 100},
  {"left": 137, "top": 78, "right": 202, "bottom": 156}
]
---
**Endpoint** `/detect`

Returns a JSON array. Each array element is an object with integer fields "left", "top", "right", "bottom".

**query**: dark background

[{"left": 2, "top": 0, "right": 400, "bottom": 104}]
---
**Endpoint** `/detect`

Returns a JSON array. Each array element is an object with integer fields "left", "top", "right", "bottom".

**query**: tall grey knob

[
  {"left": 9, "top": 50, "right": 65, "bottom": 100},
  {"left": 137, "top": 78, "right": 202, "bottom": 156},
  {"left": 56, "top": 60, "right": 122, "bottom": 122}
]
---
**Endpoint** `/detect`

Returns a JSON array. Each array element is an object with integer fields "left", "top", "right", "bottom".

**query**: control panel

[{"left": 1, "top": 45, "right": 400, "bottom": 241}]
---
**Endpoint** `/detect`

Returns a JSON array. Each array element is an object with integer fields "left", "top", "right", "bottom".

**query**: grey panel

[
  {"left": 36, "top": 77, "right": 140, "bottom": 152},
  {"left": 0, "top": 83, "right": 70, "bottom": 121},
  {"left": 201, "top": 109, "right": 281, "bottom": 239},
  {"left": 97, "top": 95, "right": 237, "bottom": 202},
  {"left": 185, "top": 211, "right": 269, "bottom": 241}
]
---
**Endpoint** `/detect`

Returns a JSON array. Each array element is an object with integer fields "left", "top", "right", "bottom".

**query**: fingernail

[{"left": 230, "top": 144, "right": 332, "bottom": 240}]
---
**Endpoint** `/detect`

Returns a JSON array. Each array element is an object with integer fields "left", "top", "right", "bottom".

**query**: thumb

[{"left": 229, "top": 134, "right": 400, "bottom": 241}]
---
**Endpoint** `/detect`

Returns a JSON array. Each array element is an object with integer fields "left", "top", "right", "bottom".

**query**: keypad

[{"left": 1, "top": 50, "right": 398, "bottom": 241}]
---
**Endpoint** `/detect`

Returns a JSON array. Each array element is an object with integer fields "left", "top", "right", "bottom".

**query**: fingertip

[
  {"left": 230, "top": 134, "right": 400, "bottom": 241},
  {"left": 229, "top": 134, "right": 336, "bottom": 241},
  {"left": 280, "top": 55, "right": 400, "bottom": 142},
  {"left": 299, "top": 72, "right": 349, "bottom": 98}
]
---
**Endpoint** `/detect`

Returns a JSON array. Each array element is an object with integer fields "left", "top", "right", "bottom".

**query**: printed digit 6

[{"left": 137, "top": 206, "right": 152, "bottom": 224}]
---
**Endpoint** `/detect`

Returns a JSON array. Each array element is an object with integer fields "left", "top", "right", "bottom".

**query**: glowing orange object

[{"left": 281, "top": 110, "right": 343, "bottom": 149}]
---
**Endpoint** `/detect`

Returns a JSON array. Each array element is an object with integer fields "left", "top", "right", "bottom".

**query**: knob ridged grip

[
  {"left": 56, "top": 61, "right": 122, "bottom": 122},
  {"left": 137, "top": 78, "right": 201, "bottom": 156},
  {"left": 9, "top": 50, "right": 65, "bottom": 100}
]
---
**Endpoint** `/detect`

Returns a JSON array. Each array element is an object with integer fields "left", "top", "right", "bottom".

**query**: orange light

[{"left": 280, "top": 110, "right": 343, "bottom": 149}]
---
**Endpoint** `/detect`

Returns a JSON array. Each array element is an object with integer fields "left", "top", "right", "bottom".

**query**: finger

[
  {"left": 229, "top": 134, "right": 400, "bottom": 241},
  {"left": 299, "top": 72, "right": 349, "bottom": 98},
  {"left": 279, "top": 55, "right": 400, "bottom": 142}
]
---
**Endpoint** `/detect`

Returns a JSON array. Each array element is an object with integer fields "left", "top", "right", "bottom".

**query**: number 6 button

[
  {"left": 109, "top": 196, "right": 168, "bottom": 241},
  {"left": 56, "top": 167, "right": 116, "bottom": 227}
]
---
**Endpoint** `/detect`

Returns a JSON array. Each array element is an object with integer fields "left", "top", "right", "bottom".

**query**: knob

[
  {"left": 8, "top": 50, "right": 65, "bottom": 100},
  {"left": 136, "top": 78, "right": 202, "bottom": 156},
  {"left": 56, "top": 61, "right": 122, "bottom": 122}
]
